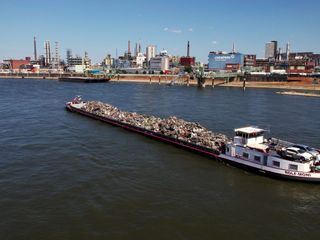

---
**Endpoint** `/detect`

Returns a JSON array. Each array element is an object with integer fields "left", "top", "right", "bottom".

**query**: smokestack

[
  {"left": 232, "top": 42, "right": 236, "bottom": 53},
  {"left": 128, "top": 40, "right": 131, "bottom": 55},
  {"left": 278, "top": 48, "right": 282, "bottom": 61},
  {"left": 286, "top": 42, "right": 290, "bottom": 61},
  {"left": 187, "top": 41, "right": 190, "bottom": 57},
  {"left": 33, "top": 36, "right": 37, "bottom": 61},
  {"left": 44, "top": 40, "right": 51, "bottom": 66},
  {"left": 55, "top": 41, "right": 60, "bottom": 69},
  {"left": 134, "top": 42, "right": 138, "bottom": 56}
]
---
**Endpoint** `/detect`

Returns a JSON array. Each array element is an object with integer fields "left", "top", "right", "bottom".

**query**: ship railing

[{"left": 268, "top": 138, "right": 293, "bottom": 150}]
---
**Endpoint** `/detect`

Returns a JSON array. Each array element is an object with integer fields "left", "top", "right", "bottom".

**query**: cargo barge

[
  {"left": 66, "top": 101, "right": 222, "bottom": 159},
  {"left": 66, "top": 97, "right": 320, "bottom": 182},
  {"left": 59, "top": 77, "right": 110, "bottom": 83}
]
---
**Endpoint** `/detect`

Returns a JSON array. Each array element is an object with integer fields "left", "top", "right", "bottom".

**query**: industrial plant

[{"left": 0, "top": 37, "right": 319, "bottom": 86}]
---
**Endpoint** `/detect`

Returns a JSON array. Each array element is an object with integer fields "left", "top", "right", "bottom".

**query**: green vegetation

[{"left": 184, "top": 65, "right": 193, "bottom": 73}]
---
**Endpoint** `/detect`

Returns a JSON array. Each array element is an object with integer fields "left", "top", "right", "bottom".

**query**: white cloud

[
  {"left": 211, "top": 41, "right": 218, "bottom": 45},
  {"left": 163, "top": 27, "right": 182, "bottom": 34},
  {"left": 188, "top": 28, "right": 193, "bottom": 32},
  {"left": 171, "top": 29, "right": 182, "bottom": 33}
]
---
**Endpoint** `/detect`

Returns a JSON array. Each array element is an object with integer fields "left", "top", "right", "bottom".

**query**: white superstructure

[{"left": 221, "top": 126, "right": 320, "bottom": 181}]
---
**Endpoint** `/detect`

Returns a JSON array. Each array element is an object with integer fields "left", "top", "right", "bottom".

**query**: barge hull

[
  {"left": 221, "top": 154, "right": 320, "bottom": 183},
  {"left": 66, "top": 104, "right": 220, "bottom": 159}
]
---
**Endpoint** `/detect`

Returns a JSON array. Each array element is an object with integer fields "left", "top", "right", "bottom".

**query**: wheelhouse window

[
  {"left": 226, "top": 147, "right": 230, "bottom": 153},
  {"left": 289, "top": 164, "right": 298, "bottom": 171},
  {"left": 235, "top": 131, "right": 264, "bottom": 139},
  {"left": 242, "top": 152, "right": 249, "bottom": 159},
  {"left": 254, "top": 156, "right": 261, "bottom": 162},
  {"left": 273, "top": 161, "right": 280, "bottom": 167}
]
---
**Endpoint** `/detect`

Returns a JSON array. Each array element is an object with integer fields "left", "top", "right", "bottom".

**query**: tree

[
  {"left": 194, "top": 67, "right": 206, "bottom": 88},
  {"left": 184, "top": 65, "right": 192, "bottom": 73}
]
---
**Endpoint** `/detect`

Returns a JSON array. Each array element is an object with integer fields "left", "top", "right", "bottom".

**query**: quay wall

[
  {"left": 1, "top": 73, "right": 319, "bottom": 90},
  {"left": 0, "top": 72, "right": 81, "bottom": 79}
]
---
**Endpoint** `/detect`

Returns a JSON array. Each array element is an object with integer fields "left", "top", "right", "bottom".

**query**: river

[{"left": 1, "top": 78, "right": 320, "bottom": 240}]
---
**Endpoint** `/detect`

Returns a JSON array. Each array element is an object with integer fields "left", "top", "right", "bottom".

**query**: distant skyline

[{"left": 1, "top": 0, "right": 319, "bottom": 63}]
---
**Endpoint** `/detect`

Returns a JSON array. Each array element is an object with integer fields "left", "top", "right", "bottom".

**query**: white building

[
  {"left": 146, "top": 45, "right": 156, "bottom": 63},
  {"left": 149, "top": 56, "right": 169, "bottom": 71},
  {"left": 68, "top": 65, "right": 86, "bottom": 73},
  {"left": 103, "top": 54, "right": 114, "bottom": 67},
  {"left": 136, "top": 52, "right": 146, "bottom": 67}
]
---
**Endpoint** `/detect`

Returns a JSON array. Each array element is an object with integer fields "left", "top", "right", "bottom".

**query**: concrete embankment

[
  {"left": 110, "top": 75, "right": 320, "bottom": 90},
  {"left": 1, "top": 73, "right": 319, "bottom": 91},
  {"left": 110, "top": 74, "right": 198, "bottom": 85},
  {"left": 219, "top": 81, "right": 320, "bottom": 91},
  {"left": 0, "top": 72, "right": 79, "bottom": 80}
]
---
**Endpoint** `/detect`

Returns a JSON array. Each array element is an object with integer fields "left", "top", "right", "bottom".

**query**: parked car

[
  {"left": 290, "top": 144, "right": 319, "bottom": 156},
  {"left": 280, "top": 147, "right": 313, "bottom": 161}
]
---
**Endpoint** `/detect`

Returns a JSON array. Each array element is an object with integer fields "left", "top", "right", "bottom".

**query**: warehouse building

[{"left": 208, "top": 52, "right": 244, "bottom": 71}]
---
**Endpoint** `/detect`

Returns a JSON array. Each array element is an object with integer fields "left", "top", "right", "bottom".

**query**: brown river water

[{"left": 0, "top": 78, "right": 320, "bottom": 240}]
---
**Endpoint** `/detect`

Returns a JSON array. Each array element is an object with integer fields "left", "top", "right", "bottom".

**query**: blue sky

[{"left": 0, "top": 0, "right": 319, "bottom": 63}]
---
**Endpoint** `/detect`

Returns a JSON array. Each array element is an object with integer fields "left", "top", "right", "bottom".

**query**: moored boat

[{"left": 59, "top": 77, "right": 110, "bottom": 83}]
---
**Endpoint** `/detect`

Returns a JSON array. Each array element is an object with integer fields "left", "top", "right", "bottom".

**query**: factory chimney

[
  {"left": 134, "top": 42, "right": 138, "bottom": 56},
  {"left": 286, "top": 42, "right": 290, "bottom": 61},
  {"left": 278, "top": 48, "right": 282, "bottom": 61},
  {"left": 44, "top": 40, "right": 51, "bottom": 66},
  {"left": 33, "top": 36, "right": 37, "bottom": 61},
  {"left": 187, "top": 41, "right": 190, "bottom": 57},
  {"left": 232, "top": 42, "right": 236, "bottom": 53},
  {"left": 55, "top": 41, "right": 60, "bottom": 69},
  {"left": 128, "top": 40, "right": 131, "bottom": 55}
]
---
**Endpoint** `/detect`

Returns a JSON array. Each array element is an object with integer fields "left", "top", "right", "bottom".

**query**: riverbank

[
  {"left": 110, "top": 77, "right": 320, "bottom": 91},
  {"left": 217, "top": 81, "right": 320, "bottom": 91},
  {"left": 1, "top": 73, "right": 319, "bottom": 90}
]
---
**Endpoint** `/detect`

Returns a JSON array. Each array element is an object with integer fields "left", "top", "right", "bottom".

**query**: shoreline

[
  {"left": 216, "top": 82, "right": 320, "bottom": 91},
  {"left": 1, "top": 74, "right": 320, "bottom": 91}
]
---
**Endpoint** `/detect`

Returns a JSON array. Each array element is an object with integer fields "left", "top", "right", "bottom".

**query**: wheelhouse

[{"left": 234, "top": 126, "right": 266, "bottom": 145}]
